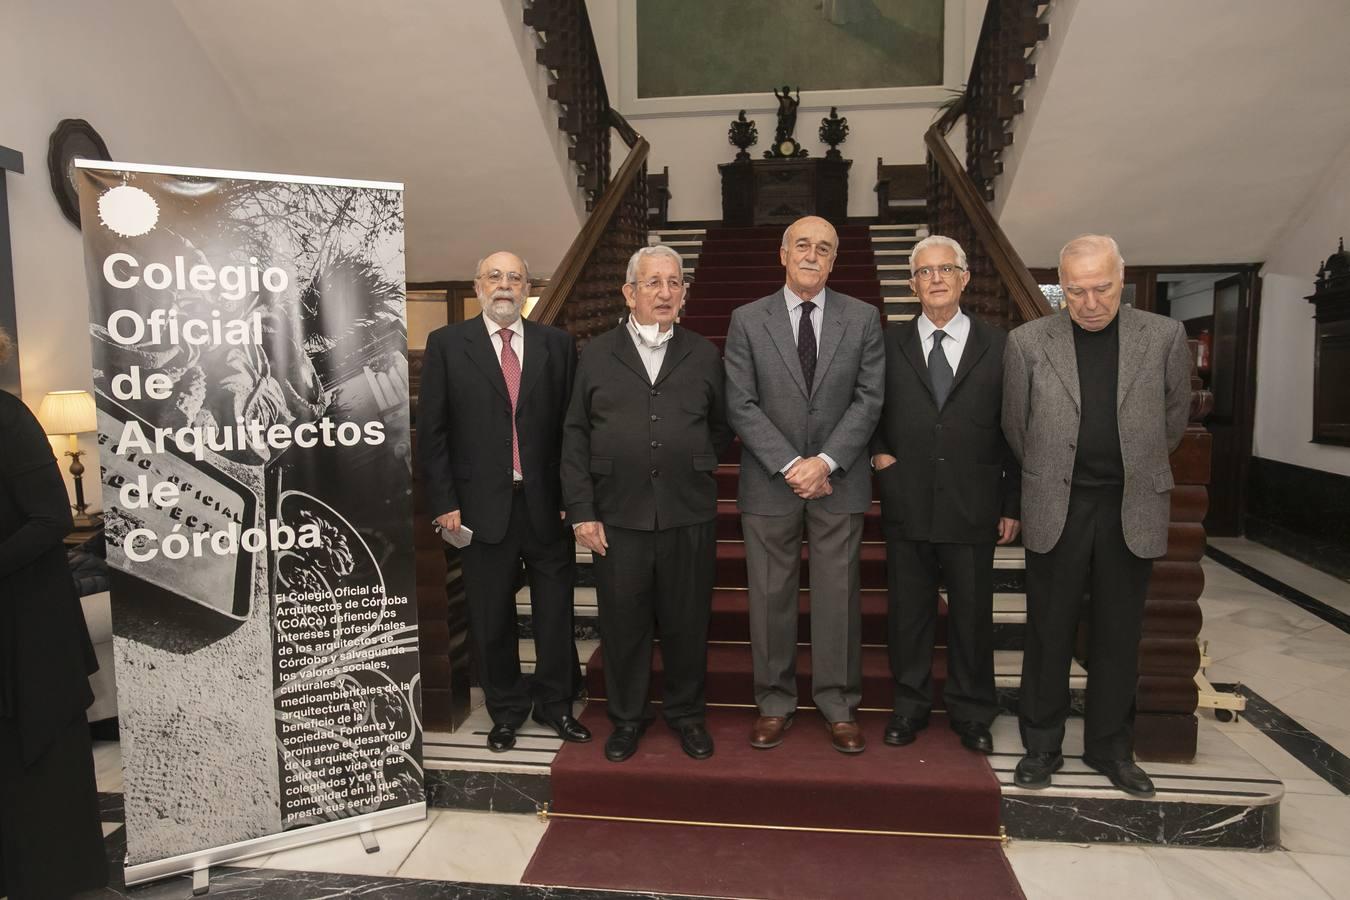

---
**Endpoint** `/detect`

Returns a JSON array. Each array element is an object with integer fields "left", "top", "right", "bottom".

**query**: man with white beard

[{"left": 419, "top": 250, "right": 590, "bottom": 752}]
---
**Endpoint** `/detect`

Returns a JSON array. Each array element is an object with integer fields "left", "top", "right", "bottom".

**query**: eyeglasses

[
  {"left": 477, "top": 269, "right": 526, "bottom": 286},
  {"left": 631, "top": 278, "right": 688, "bottom": 293},
  {"left": 914, "top": 264, "right": 967, "bottom": 281}
]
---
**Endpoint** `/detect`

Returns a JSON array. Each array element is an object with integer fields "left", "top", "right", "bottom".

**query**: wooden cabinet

[{"left": 719, "top": 158, "right": 851, "bottom": 227}]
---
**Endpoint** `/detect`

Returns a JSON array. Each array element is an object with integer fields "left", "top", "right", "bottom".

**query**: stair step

[{"left": 581, "top": 643, "right": 1084, "bottom": 709}]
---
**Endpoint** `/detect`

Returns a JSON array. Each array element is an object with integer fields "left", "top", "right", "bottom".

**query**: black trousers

[
  {"left": 0, "top": 714, "right": 107, "bottom": 900},
  {"left": 592, "top": 521, "right": 716, "bottom": 728},
  {"left": 1020, "top": 484, "right": 1153, "bottom": 760},
  {"left": 886, "top": 538, "right": 997, "bottom": 726},
  {"left": 458, "top": 487, "right": 576, "bottom": 726}
]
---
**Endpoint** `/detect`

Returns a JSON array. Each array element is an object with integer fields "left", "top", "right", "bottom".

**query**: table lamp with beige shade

[{"left": 37, "top": 389, "right": 99, "bottom": 527}]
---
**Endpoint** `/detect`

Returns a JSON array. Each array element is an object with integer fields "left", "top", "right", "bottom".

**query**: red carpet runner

[{"left": 524, "top": 226, "right": 1024, "bottom": 899}]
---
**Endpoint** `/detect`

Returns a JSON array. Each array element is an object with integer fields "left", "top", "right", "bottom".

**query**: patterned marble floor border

[
  {"left": 1205, "top": 544, "right": 1350, "bottom": 633},
  {"left": 1212, "top": 682, "right": 1350, "bottom": 796}
]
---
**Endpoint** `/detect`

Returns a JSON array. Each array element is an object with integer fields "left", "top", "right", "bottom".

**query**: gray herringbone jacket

[{"left": 1002, "top": 306, "right": 1192, "bottom": 558}]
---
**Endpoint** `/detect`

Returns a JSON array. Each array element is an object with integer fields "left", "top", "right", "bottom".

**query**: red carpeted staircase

[{"left": 524, "top": 225, "right": 1023, "bottom": 900}]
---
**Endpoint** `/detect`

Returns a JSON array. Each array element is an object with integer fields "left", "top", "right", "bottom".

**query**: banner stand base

[{"left": 124, "top": 802, "right": 427, "bottom": 888}]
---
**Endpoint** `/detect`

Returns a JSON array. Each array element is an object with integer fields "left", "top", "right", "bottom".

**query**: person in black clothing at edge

[{"left": 0, "top": 326, "right": 108, "bottom": 898}]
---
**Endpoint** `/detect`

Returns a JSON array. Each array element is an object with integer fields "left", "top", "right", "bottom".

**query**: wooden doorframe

[{"left": 1028, "top": 262, "right": 1263, "bottom": 536}]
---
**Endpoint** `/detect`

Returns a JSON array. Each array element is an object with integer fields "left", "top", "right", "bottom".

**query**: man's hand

[
  {"left": 574, "top": 521, "right": 608, "bottom": 557},
  {"left": 785, "top": 456, "right": 832, "bottom": 499},
  {"left": 997, "top": 517, "right": 1021, "bottom": 545},
  {"left": 434, "top": 510, "right": 462, "bottom": 533},
  {"left": 872, "top": 453, "right": 897, "bottom": 471}
]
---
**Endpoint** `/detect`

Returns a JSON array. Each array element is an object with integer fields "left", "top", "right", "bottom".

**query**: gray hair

[
  {"left": 475, "top": 253, "right": 531, "bottom": 285},
  {"left": 0, "top": 325, "right": 11, "bottom": 366},
  {"left": 909, "top": 235, "right": 968, "bottom": 271},
  {"left": 1058, "top": 234, "right": 1124, "bottom": 279},
  {"left": 626, "top": 244, "right": 684, "bottom": 284}
]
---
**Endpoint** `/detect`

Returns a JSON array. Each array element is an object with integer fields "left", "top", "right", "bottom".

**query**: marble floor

[{"left": 88, "top": 538, "right": 1350, "bottom": 899}]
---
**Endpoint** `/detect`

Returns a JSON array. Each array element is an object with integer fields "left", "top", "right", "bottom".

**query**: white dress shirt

[
  {"left": 780, "top": 286, "right": 837, "bottom": 475},
  {"left": 626, "top": 317, "right": 672, "bottom": 383},
  {"left": 483, "top": 313, "right": 525, "bottom": 368},
  {"left": 916, "top": 307, "right": 969, "bottom": 373}
]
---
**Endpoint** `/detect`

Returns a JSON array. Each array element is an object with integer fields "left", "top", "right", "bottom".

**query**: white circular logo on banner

[{"left": 98, "top": 185, "right": 159, "bottom": 238}]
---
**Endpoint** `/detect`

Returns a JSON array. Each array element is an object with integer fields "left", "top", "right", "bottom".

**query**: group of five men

[{"left": 418, "top": 216, "right": 1191, "bottom": 798}]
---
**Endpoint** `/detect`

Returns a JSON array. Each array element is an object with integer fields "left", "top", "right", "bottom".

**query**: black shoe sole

[
  {"left": 681, "top": 743, "right": 714, "bottom": 760},
  {"left": 1013, "top": 755, "right": 1064, "bottom": 789},
  {"left": 883, "top": 731, "right": 917, "bottom": 747},
  {"left": 604, "top": 744, "right": 638, "bottom": 763}
]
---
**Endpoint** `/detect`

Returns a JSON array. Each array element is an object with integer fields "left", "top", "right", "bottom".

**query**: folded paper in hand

[{"left": 434, "top": 523, "right": 473, "bottom": 549}]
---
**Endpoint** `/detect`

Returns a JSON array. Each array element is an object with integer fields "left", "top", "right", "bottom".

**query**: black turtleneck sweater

[{"left": 1071, "top": 313, "right": 1124, "bottom": 486}]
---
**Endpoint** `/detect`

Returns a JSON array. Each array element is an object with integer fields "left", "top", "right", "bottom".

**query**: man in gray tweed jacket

[{"left": 1003, "top": 234, "right": 1191, "bottom": 797}]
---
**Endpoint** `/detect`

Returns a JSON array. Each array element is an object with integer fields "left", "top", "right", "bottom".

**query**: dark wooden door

[{"left": 1204, "top": 274, "right": 1250, "bottom": 535}]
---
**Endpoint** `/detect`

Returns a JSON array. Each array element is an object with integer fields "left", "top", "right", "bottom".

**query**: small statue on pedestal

[
  {"left": 727, "top": 110, "right": 758, "bottom": 161},
  {"left": 819, "top": 107, "right": 849, "bottom": 159},
  {"left": 765, "top": 85, "right": 808, "bottom": 159}
]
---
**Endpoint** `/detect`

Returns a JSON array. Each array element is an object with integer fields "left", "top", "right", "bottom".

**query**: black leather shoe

[
  {"left": 1083, "top": 756, "right": 1156, "bottom": 798},
  {"left": 677, "top": 723, "right": 714, "bottom": 760},
  {"left": 1014, "top": 752, "right": 1064, "bottom": 788},
  {"left": 951, "top": 721, "right": 994, "bottom": 754},
  {"left": 604, "top": 724, "right": 645, "bottom": 762},
  {"left": 883, "top": 716, "right": 927, "bottom": 746},
  {"left": 487, "top": 723, "right": 517, "bottom": 753},
  {"left": 532, "top": 711, "right": 592, "bottom": 743}
]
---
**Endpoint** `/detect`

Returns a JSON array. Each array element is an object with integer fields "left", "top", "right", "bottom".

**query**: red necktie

[{"left": 498, "top": 330, "right": 522, "bottom": 477}]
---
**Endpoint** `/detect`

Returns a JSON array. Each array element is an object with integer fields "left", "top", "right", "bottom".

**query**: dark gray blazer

[
  {"left": 1002, "top": 306, "right": 1192, "bottom": 558},
  {"left": 724, "top": 288, "right": 884, "bottom": 516}
]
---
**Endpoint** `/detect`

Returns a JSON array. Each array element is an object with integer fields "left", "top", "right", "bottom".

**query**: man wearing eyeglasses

[
  {"left": 562, "top": 245, "right": 733, "bottom": 762},
  {"left": 419, "top": 250, "right": 591, "bottom": 753},
  {"left": 870, "top": 235, "right": 1020, "bottom": 756},
  {"left": 1003, "top": 235, "right": 1191, "bottom": 797},
  {"left": 724, "top": 215, "right": 884, "bottom": 754}
]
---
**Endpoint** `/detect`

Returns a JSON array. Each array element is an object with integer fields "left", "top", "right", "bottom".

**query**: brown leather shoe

[
  {"left": 750, "top": 714, "right": 794, "bottom": 749},
  {"left": 828, "top": 720, "right": 866, "bottom": 754}
]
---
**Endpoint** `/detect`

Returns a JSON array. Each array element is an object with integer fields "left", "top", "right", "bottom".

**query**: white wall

[
  {"left": 1253, "top": 138, "right": 1350, "bottom": 477},
  {"left": 1166, "top": 278, "right": 1217, "bottom": 323},
  {"left": 587, "top": 0, "right": 986, "bottom": 222},
  {"left": 1, "top": 0, "right": 269, "bottom": 509}
]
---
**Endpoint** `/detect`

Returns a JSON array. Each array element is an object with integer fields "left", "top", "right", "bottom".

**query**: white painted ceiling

[
  {"left": 170, "top": 0, "right": 584, "bottom": 282},
  {"left": 996, "top": 0, "right": 1350, "bottom": 268}
]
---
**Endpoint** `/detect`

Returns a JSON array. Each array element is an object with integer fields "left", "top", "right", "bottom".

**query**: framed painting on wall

[{"left": 618, "top": 0, "right": 967, "bottom": 117}]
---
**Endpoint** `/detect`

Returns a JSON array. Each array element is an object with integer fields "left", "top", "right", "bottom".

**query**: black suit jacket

[
  {"left": 418, "top": 316, "right": 577, "bottom": 545},
  {"left": 871, "top": 314, "right": 1021, "bottom": 543},
  {"left": 562, "top": 323, "right": 733, "bottom": 531}
]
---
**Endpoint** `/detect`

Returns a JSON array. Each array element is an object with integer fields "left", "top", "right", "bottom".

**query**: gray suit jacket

[
  {"left": 724, "top": 288, "right": 884, "bottom": 516},
  {"left": 1002, "top": 306, "right": 1192, "bottom": 559}
]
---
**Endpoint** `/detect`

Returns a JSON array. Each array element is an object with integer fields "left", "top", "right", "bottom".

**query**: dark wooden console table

[{"left": 718, "top": 157, "right": 851, "bottom": 227}]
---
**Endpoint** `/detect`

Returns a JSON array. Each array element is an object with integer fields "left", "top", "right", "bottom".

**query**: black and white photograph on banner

[{"left": 76, "top": 161, "right": 423, "bottom": 878}]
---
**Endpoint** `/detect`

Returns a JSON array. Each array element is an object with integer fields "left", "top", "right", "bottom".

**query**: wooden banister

[
  {"left": 924, "top": 122, "right": 1051, "bottom": 324},
  {"left": 532, "top": 118, "right": 649, "bottom": 333}
]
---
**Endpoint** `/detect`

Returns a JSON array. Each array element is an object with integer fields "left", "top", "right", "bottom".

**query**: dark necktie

[
  {"left": 929, "top": 329, "right": 954, "bottom": 409},
  {"left": 798, "top": 300, "right": 817, "bottom": 393}
]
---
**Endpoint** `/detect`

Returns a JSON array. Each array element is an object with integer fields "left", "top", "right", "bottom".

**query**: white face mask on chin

[{"left": 629, "top": 317, "right": 674, "bottom": 349}]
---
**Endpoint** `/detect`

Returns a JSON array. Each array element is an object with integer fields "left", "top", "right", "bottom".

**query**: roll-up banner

[{"left": 75, "top": 161, "right": 424, "bottom": 885}]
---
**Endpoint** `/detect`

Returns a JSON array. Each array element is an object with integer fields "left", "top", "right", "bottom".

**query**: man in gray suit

[
  {"left": 724, "top": 215, "right": 884, "bottom": 754},
  {"left": 1003, "top": 234, "right": 1191, "bottom": 796}
]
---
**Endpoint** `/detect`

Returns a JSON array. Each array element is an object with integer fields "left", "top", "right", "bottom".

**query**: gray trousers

[{"left": 743, "top": 505, "right": 864, "bottom": 722}]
